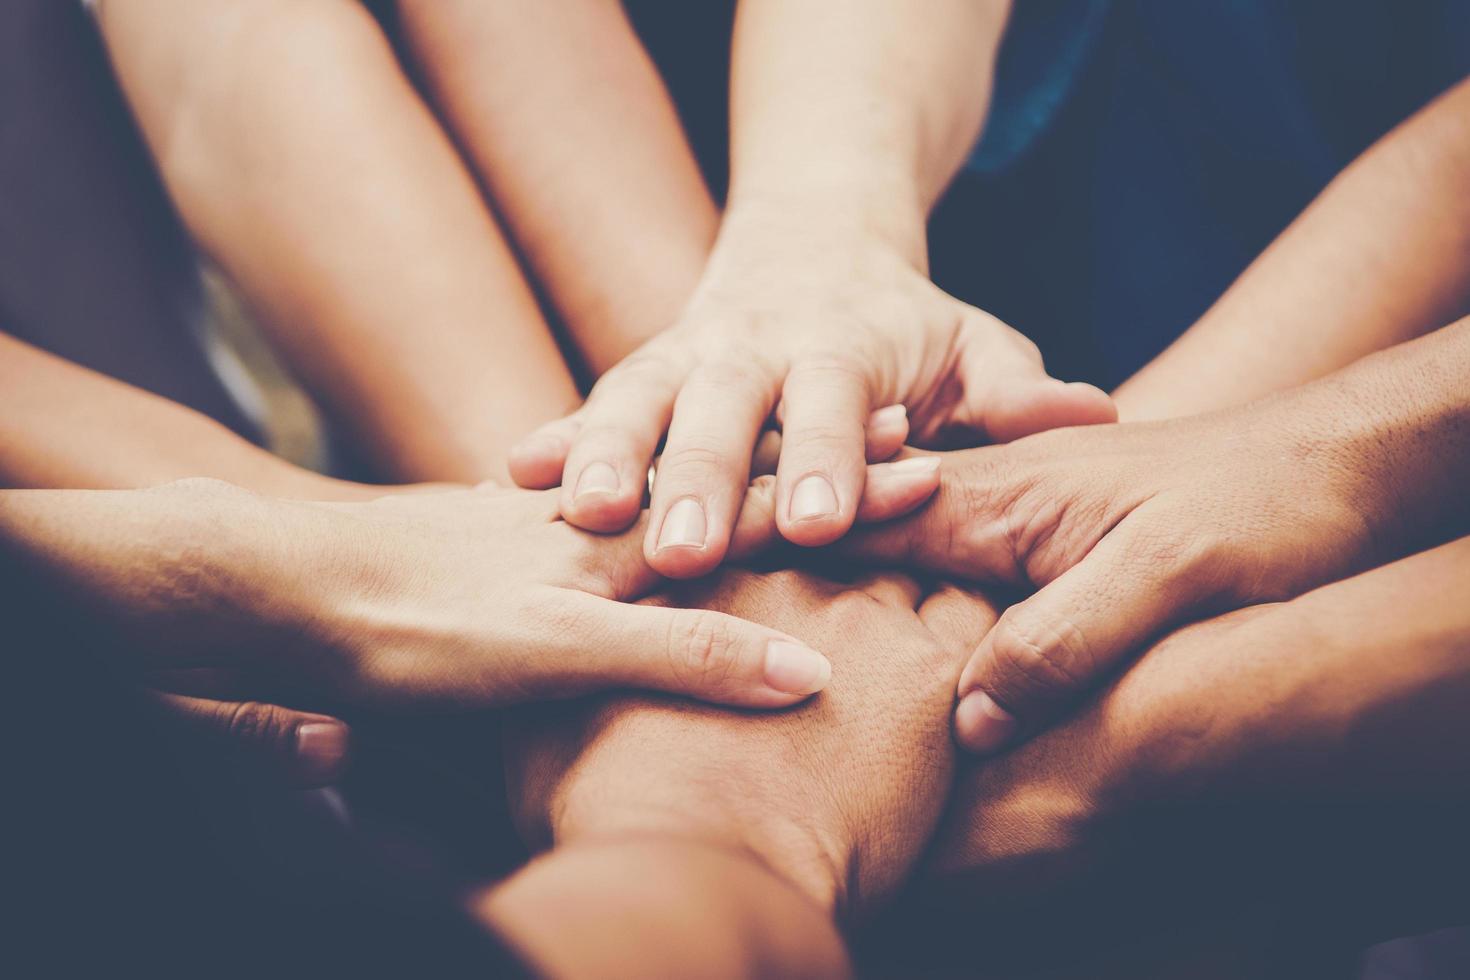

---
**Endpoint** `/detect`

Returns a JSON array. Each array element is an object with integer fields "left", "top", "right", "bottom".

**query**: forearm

[
  {"left": 1117, "top": 76, "right": 1470, "bottom": 422},
  {"left": 98, "top": 0, "right": 578, "bottom": 483},
  {"left": 1298, "top": 315, "right": 1470, "bottom": 554},
  {"left": 1126, "top": 535, "right": 1470, "bottom": 797},
  {"left": 0, "top": 331, "right": 372, "bottom": 499},
  {"left": 0, "top": 482, "right": 306, "bottom": 649},
  {"left": 475, "top": 837, "right": 849, "bottom": 980},
  {"left": 398, "top": 0, "right": 717, "bottom": 375},
  {"left": 725, "top": 0, "right": 1011, "bottom": 264}
]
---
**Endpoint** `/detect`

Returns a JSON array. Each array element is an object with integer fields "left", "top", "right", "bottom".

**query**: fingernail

[
  {"left": 888, "top": 455, "right": 940, "bottom": 475},
  {"left": 954, "top": 691, "right": 1017, "bottom": 754},
  {"left": 789, "top": 474, "right": 838, "bottom": 522},
  {"left": 657, "top": 497, "right": 707, "bottom": 550},
  {"left": 574, "top": 461, "right": 620, "bottom": 500},
  {"left": 294, "top": 721, "right": 349, "bottom": 785},
  {"left": 869, "top": 404, "right": 907, "bottom": 431},
  {"left": 763, "top": 640, "right": 832, "bottom": 695}
]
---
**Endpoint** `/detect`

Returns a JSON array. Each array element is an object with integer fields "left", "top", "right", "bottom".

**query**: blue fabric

[
  {"left": 951, "top": 0, "right": 1470, "bottom": 385},
  {"left": 969, "top": 0, "right": 1110, "bottom": 174}
]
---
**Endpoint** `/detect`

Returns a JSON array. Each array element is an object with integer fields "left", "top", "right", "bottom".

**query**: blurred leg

[{"left": 97, "top": 0, "right": 579, "bottom": 483}]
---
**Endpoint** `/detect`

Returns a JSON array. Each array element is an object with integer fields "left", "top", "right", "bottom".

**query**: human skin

[
  {"left": 0, "top": 330, "right": 384, "bottom": 501},
  {"left": 902, "top": 536, "right": 1470, "bottom": 975},
  {"left": 1116, "top": 75, "right": 1470, "bottom": 422},
  {"left": 843, "top": 317, "right": 1470, "bottom": 752},
  {"left": 513, "top": 0, "right": 1115, "bottom": 573},
  {"left": 0, "top": 458, "right": 941, "bottom": 784},
  {"left": 394, "top": 0, "right": 718, "bottom": 379},
  {"left": 95, "top": 0, "right": 579, "bottom": 484},
  {"left": 495, "top": 568, "right": 999, "bottom": 976}
]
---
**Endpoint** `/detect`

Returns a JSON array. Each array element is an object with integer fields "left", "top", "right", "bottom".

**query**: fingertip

[
  {"left": 508, "top": 434, "right": 571, "bottom": 489},
  {"left": 856, "top": 455, "right": 941, "bottom": 522},
  {"left": 645, "top": 497, "right": 727, "bottom": 579},
  {"left": 988, "top": 378, "right": 1119, "bottom": 442},
  {"left": 1061, "top": 381, "right": 1119, "bottom": 424},
  {"left": 761, "top": 639, "right": 832, "bottom": 697},
  {"left": 778, "top": 472, "right": 855, "bottom": 547},
  {"left": 560, "top": 462, "right": 643, "bottom": 532},
  {"left": 953, "top": 690, "right": 1017, "bottom": 755},
  {"left": 865, "top": 403, "right": 909, "bottom": 462},
  {"left": 291, "top": 719, "right": 350, "bottom": 788}
]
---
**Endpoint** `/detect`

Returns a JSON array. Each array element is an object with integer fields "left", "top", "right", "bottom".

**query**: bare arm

[
  {"left": 96, "top": 0, "right": 578, "bottom": 484},
  {"left": 501, "top": 568, "right": 998, "bottom": 975},
  {"left": 397, "top": 0, "right": 718, "bottom": 375},
  {"left": 0, "top": 329, "right": 374, "bottom": 499},
  {"left": 1116, "top": 75, "right": 1470, "bottom": 421},
  {"left": 513, "top": 0, "right": 1113, "bottom": 575},
  {"left": 475, "top": 838, "right": 849, "bottom": 980},
  {"left": 727, "top": 0, "right": 1010, "bottom": 258}
]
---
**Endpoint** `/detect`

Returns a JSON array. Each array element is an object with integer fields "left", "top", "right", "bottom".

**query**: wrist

[{"left": 722, "top": 173, "right": 929, "bottom": 272}]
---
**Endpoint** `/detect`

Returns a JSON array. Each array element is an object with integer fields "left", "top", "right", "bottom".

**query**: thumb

[
  {"left": 155, "top": 693, "right": 351, "bottom": 788},
  {"left": 953, "top": 514, "right": 1212, "bottom": 754},
  {"left": 954, "top": 320, "right": 1116, "bottom": 443},
  {"left": 529, "top": 591, "right": 832, "bottom": 708}
]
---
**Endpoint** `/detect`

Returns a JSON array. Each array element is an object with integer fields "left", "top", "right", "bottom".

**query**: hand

[
  {"left": 509, "top": 202, "right": 1115, "bottom": 578},
  {"left": 844, "top": 360, "right": 1452, "bottom": 753},
  {"left": 3, "top": 468, "right": 942, "bottom": 783},
  {"left": 922, "top": 541, "right": 1470, "bottom": 966},
  {"left": 504, "top": 566, "right": 999, "bottom": 915}
]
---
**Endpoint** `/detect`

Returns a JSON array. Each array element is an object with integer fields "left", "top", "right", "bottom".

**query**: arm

[
  {"left": 0, "top": 329, "right": 375, "bottom": 499},
  {"left": 475, "top": 838, "right": 849, "bottom": 979},
  {"left": 501, "top": 567, "right": 999, "bottom": 975},
  {"left": 396, "top": 0, "right": 718, "bottom": 375},
  {"left": 512, "top": 0, "right": 1114, "bottom": 575},
  {"left": 1116, "top": 75, "right": 1470, "bottom": 421},
  {"left": 846, "top": 316, "right": 1470, "bottom": 752},
  {"left": 96, "top": 0, "right": 578, "bottom": 484},
  {"left": 919, "top": 536, "right": 1470, "bottom": 965}
]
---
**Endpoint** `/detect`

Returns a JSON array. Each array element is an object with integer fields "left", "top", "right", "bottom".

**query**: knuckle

[
  {"left": 666, "top": 609, "right": 741, "bottom": 692},
  {"left": 599, "top": 347, "right": 687, "bottom": 393},
  {"left": 687, "top": 355, "right": 773, "bottom": 399},
  {"left": 659, "top": 440, "right": 741, "bottom": 480},
  {"left": 788, "top": 350, "right": 871, "bottom": 386},
  {"left": 223, "top": 701, "right": 286, "bottom": 748},
  {"left": 569, "top": 423, "right": 639, "bottom": 458},
  {"left": 985, "top": 612, "right": 1095, "bottom": 708}
]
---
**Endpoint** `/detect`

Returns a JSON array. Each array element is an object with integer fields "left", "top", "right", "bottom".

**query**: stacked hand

[
  {"left": 505, "top": 565, "right": 1000, "bottom": 914},
  {"left": 844, "top": 336, "right": 1468, "bottom": 752},
  {"left": 6, "top": 468, "right": 941, "bottom": 787},
  {"left": 509, "top": 203, "right": 1115, "bottom": 578}
]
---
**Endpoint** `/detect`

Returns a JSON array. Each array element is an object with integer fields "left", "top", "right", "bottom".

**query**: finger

[
  {"left": 508, "top": 414, "right": 584, "bottom": 489},
  {"left": 645, "top": 357, "right": 775, "bottom": 578},
  {"left": 854, "top": 456, "right": 941, "bottom": 522},
  {"left": 775, "top": 354, "right": 872, "bottom": 547},
  {"left": 838, "top": 454, "right": 1023, "bottom": 581},
  {"left": 559, "top": 352, "right": 688, "bottom": 532},
  {"left": 729, "top": 456, "right": 942, "bottom": 560},
  {"left": 917, "top": 585, "right": 1000, "bottom": 653},
  {"left": 155, "top": 693, "right": 350, "bottom": 789},
  {"left": 982, "top": 378, "right": 1117, "bottom": 443},
  {"left": 751, "top": 428, "right": 783, "bottom": 476},
  {"left": 953, "top": 321, "right": 1117, "bottom": 443},
  {"left": 750, "top": 404, "right": 909, "bottom": 477},
  {"left": 865, "top": 403, "right": 910, "bottom": 461},
  {"left": 530, "top": 591, "right": 832, "bottom": 708},
  {"left": 953, "top": 513, "right": 1214, "bottom": 754}
]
